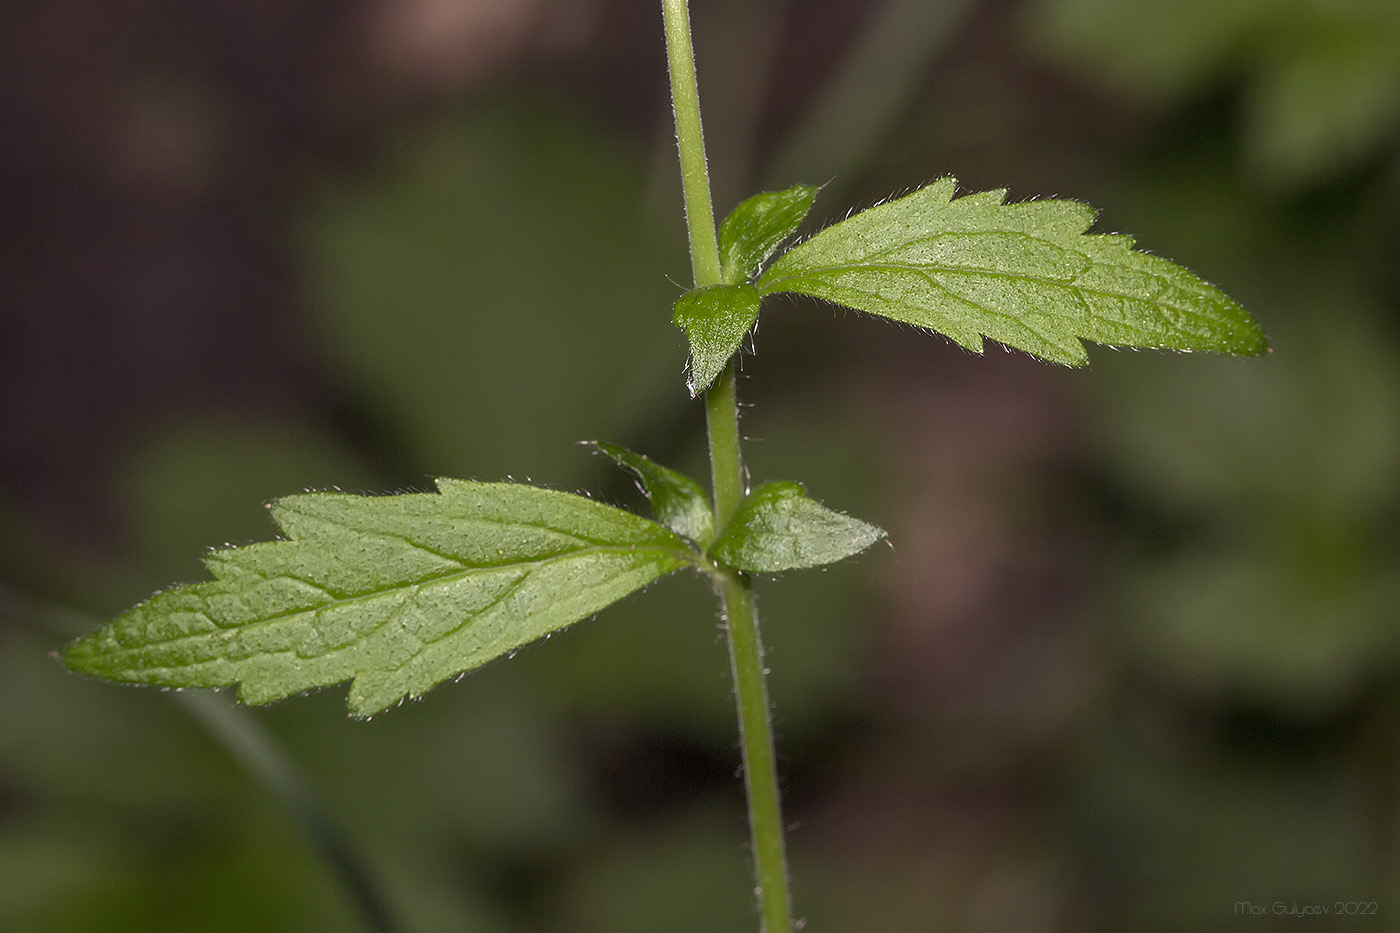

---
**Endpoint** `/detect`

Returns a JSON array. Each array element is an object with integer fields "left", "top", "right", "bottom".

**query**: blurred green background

[{"left": 3, "top": 0, "right": 1399, "bottom": 929}]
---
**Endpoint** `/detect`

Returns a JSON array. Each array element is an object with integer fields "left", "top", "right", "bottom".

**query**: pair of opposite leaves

[{"left": 61, "top": 179, "right": 1265, "bottom": 716}]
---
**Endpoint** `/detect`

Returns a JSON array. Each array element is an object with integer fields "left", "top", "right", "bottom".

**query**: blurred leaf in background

[
  {"left": 1027, "top": 0, "right": 1400, "bottom": 188},
  {"left": 302, "top": 99, "right": 688, "bottom": 485},
  {"left": 1027, "top": 0, "right": 1400, "bottom": 924},
  {"left": 118, "top": 417, "right": 377, "bottom": 586},
  {"left": 1091, "top": 310, "right": 1400, "bottom": 710}
]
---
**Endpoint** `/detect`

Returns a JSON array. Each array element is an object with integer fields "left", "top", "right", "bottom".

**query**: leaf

[
  {"left": 673, "top": 283, "right": 761, "bottom": 395},
  {"left": 718, "top": 185, "right": 819, "bottom": 285},
  {"left": 61, "top": 480, "right": 695, "bottom": 716},
  {"left": 591, "top": 441, "right": 715, "bottom": 547},
  {"left": 757, "top": 177, "right": 1267, "bottom": 365},
  {"left": 710, "top": 481, "right": 885, "bottom": 573}
]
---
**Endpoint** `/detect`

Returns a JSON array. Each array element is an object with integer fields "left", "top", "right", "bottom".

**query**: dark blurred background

[{"left": 3, "top": 0, "right": 1399, "bottom": 929}]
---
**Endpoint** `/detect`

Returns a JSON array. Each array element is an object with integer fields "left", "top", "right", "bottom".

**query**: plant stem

[
  {"left": 662, "top": 0, "right": 722, "bottom": 290},
  {"left": 705, "top": 361, "right": 745, "bottom": 525},
  {"left": 662, "top": 3, "right": 793, "bottom": 930},
  {"left": 716, "top": 568, "right": 792, "bottom": 931}
]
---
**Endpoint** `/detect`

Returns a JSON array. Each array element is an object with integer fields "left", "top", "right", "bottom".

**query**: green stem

[
  {"left": 716, "top": 568, "right": 792, "bottom": 932},
  {"left": 662, "top": 0, "right": 723, "bottom": 290},
  {"left": 662, "top": 3, "right": 793, "bottom": 930},
  {"left": 705, "top": 360, "right": 745, "bottom": 526}
]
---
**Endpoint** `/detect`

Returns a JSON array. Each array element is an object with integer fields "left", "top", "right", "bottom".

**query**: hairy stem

[
  {"left": 662, "top": 0, "right": 722, "bottom": 290},
  {"left": 705, "top": 361, "right": 745, "bottom": 526},
  {"left": 662, "top": 2, "right": 793, "bottom": 930},
  {"left": 716, "top": 568, "right": 791, "bottom": 931}
]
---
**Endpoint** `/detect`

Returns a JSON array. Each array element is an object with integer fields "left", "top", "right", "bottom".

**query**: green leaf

[
  {"left": 61, "top": 480, "right": 695, "bottom": 716},
  {"left": 673, "top": 283, "right": 761, "bottom": 395},
  {"left": 710, "top": 481, "right": 885, "bottom": 573},
  {"left": 591, "top": 441, "right": 715, "bottom": 547},
  {"left": 718, "top": 185, "right": 819, "bottom": 285},
  {"left": 757, "top": 177, "right": 1267, "bottom": 365}
]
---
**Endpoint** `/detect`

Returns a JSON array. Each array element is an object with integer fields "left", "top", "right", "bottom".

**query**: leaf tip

[{"left": 55, "top": 633, "right": 97, "bottom": 676}]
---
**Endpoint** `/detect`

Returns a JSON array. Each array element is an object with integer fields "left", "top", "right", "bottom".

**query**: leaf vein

[
  {"left": 120, "top": 544, "right": 690, "bottom": 658},
  {"left": 772, "top": 260, "right": 1225, "bottom": 331}
]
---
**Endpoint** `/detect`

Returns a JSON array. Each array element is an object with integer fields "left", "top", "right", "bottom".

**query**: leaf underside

[
  {"left": 61, "top": 481, "right": 693, "bottom": 716},
  {"left": 673, "top": 283, "right": 761, "bottom": 395},
  {"left": 758, "top": 177, "right": 1267, "bottom": 365},
  {"left": 711, "top": 481, "right": 885, "bottom": 573}
]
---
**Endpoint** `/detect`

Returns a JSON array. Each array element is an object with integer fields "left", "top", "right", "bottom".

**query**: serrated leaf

[
  {"left": 718, "top": 185, "right": 819, "bottom": 285},
  {"left": 591, "top": 441, "right": 715, "bottom": 547},
  {"left": 710, "top": 481, "right": 885, "bottom": 573},
  {"left": 673, "top": 283, "right": 761, "bottom": 395},
  {"left": 757, "top": 177, "right": 1266, "bottom": 365},
  {"left": 61, "top": 480, "right": 695, "bottom": 716}
]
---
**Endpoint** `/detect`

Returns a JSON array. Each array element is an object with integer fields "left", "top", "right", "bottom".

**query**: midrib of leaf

[
  {"left": 761, "top": 239, "right": 1230, "bottom": 332},
  {"left": 99, "top": 543, "right": 693, "bottom": 664},
  {"left": 770, "top": 271, "right": 1240, "bottom": 366},
  {"left": 771, "top": 267, "right": 1093, "bottom": 358},
  {"left": 768, "top": 256, "right": 1075, "bottom": 345}
]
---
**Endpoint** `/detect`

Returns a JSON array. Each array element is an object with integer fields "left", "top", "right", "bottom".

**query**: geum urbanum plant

[{"left": 60, "top": 1, "right": 1266, "bottom": 928}]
